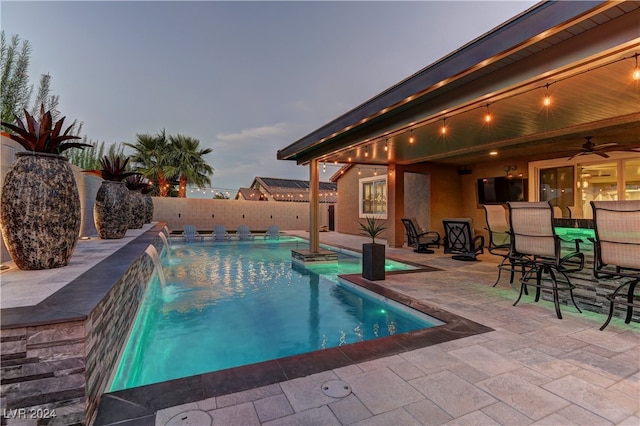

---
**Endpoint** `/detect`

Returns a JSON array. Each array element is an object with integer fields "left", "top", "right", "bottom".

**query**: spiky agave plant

[
  {"left": 123, "top": 173, "right": 148, "bottom": 190},
  {"left": 86, "top": 155, "right": 139, "bottom": 182},
  {"left": 358, "top": 216, "right": 387, "bottom": 244},
  {"left": 1, "top": 104, "right": 90, "bottom": 153}
]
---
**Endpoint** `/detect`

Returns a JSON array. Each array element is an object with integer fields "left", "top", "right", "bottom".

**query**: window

[
  {"left": 539, "top": 166, "right": 574, "bottom": 217},
  {"left": 359, "top": 176, "right": 387, "bottom": 218}
]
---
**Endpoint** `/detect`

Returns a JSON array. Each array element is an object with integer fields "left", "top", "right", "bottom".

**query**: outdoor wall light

[
  {"left": 484, "top": 104, "right": 492, "bottom": 123},
  {"left": 543, "top": 83, "right": 551, "bottom": 106}
]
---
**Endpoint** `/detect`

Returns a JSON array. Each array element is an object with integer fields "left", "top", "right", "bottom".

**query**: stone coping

[
  {"left": 0, "top": 222, "right": 166, "bottom": 329},
  {"left": 95, "top": 269, "right": 493, "bottom": 425}
]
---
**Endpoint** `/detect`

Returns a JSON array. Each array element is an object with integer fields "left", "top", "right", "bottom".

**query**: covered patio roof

[{"left": 278, "top": 1, "right": 640, "bottom": 168}]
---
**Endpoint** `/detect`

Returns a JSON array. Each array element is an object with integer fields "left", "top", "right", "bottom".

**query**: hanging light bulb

[
  {"left": 634, "top": 53, "right": 640, "bottom": 80},
  {"left": 358, "top": 167, "right": 361, "bottom": 175},
  {"left": 374, "top": 169, "right": 378, "bottom": 176},
  {"left": 484, "top": 104, "right": 492, "bottom": 123},
  {"left": 348, "top": 151, "right": 352, "bottom": 162},
  {"left": 543, "top": 83, "right": 551, "bottom": 107},
  {"left": 364, "top": 146, "right": 368, "bottom": 157},
  {"left": 440, "top": 118, "right": 447, "bottom": 135},
  {"left": 322, "top": 162, "right": 326, "bottom": 173},
  {"left": 384, "top": 139, "right": 388, "bottom": 151},
  {"left": 409, "top": 129, "right": 415, "bottom": 144}
]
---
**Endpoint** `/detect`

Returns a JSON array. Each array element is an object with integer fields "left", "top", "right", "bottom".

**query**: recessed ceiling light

[{"left": 489, "top": 151, "right": 498, "bottom": 156}]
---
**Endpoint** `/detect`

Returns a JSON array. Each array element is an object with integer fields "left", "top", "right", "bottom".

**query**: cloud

[{"left": 216, "top": 122, "right": 291, "bottom": 142}]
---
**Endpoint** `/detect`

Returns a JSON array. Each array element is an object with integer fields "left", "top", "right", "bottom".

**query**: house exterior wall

[{"left": 335, "top": 166, "right": 386, "bottom": 238}]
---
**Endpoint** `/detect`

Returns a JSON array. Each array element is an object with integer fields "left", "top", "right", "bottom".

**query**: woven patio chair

[
  {"left": 483, "top": 204, "right": 526, "bottom": 287},
  {"left": 508, "top": 201, "right": 584, "bottom": 319},
  {"left": 590, "top": 200, "right": 640, "bottom": 330}
]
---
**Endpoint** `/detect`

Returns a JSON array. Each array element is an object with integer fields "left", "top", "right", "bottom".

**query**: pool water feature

[{"left": 110, "top": 237, "right": 443, "bottom": 390}]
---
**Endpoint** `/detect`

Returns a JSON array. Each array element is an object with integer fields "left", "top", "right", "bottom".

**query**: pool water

[{"left": 110, "top": 237, "right": 442, "bottom": 390}]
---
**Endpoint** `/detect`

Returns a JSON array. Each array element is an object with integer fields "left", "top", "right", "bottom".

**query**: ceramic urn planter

[
  {"left": 94, "top": 180, "right": 131, "bottom": 239},
  {"left": 0, "top": 152, "right": 81, "bottom": 269},
  {"left": 127, "top": 190, "right": 146, "bottom": 229}
]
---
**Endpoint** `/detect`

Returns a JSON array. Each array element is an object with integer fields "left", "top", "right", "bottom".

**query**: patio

[{"left": 150, "top": 230, "right": 639, "bottom": 426}]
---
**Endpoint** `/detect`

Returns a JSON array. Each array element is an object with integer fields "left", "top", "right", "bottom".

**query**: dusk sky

[{"left": 1, "top": 1, "right": 538, "bottom": 192}]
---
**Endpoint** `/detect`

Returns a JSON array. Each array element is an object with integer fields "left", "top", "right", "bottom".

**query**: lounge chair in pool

[
  {"left": 212, "top": 225, "right": 231, "bottom": 241},
  {"left": 236, "top": 224, "right": 255, "bottom": 241},
  {"left": 264, "top": 225, "right": 280, "bottom": 239},
  {"left": 182, "top": 224, "right": 204, "bottom": 242},
  {"left": 508, "top": 201, "right": 584, "bottom": 319},
  {"left": 442, "top": 218, "right": 484, "bottom": 260},
  {"left": 590, "top": 200, "right": 640, "bottom": 330}
]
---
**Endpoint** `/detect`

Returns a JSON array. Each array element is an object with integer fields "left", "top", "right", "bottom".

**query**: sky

[{"left": 1, "top": 1, "right": 538, "bottom": 194}]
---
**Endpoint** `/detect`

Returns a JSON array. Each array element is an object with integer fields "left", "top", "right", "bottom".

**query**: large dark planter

[
  {"left": 142, "top": 194, "right": 153, "bottom": 224},
  {"left": 362, "top": 243, "right": 385, "bottom": 281},
  {"left": 127, "top": 190, "right": 145, "bottom": 229},
  {"left": 94, "top": 181, "right": 130, "bottom": 239},
  {"left": 0, "top": 152, "right": 81, "bottom": 269}
]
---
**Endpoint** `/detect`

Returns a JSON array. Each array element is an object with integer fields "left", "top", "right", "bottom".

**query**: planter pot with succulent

[
  {"left": 0, "top": 106, "right": 90, "bottom": 269},
  {"left": 86, "top": 156, "right": 137, "bottom": 239},
  {"left": 358, "top": 216, "right": 387, "bottom": 281},
  {"left": 141, "top": 184, "right": 154, "bottom": 224},
  {"left": 124, "top": 174, "right": 148, "bottom": 229}
]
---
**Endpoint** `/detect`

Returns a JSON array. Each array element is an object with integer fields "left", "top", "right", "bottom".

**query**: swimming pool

[{"left": 110, "top": 237, "right": 444, "bottom": 390}]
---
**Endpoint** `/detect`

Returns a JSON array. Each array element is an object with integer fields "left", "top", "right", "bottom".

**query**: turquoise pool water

[{"left": 110, "top": 237, "right": 442, "bottom": 390}]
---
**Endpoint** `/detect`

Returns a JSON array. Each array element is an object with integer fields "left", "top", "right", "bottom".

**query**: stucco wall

[{"left": 151, "top": 196, "right": 333, "bottom": 232}]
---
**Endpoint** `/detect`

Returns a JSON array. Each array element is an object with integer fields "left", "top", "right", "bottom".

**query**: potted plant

[
  {"left": 124, "top": 174, "right": 148, "bottom": 229},
  {"left": 358, "top": 216, "right": 387, "bottom": 280},
  {"left": 86, "top": 155, "right": 137, "bottom": 239},
  {"left": 0, "top": 105, "right": 90, "bottom": 269}
]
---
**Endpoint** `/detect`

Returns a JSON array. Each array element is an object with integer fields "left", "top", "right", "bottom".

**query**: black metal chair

[
  {"left": 442, "top": 218, "right": 484, "bottom": 261},
  {"left": 401, "top": 218, "right": 440, "bottom": 253},
  {"left": 590, "top": 200, "right": 640, "bottom": 330},
  {"left": 483, "top": 204, "right": 525, "bottom": 287},
  {"left": 508, "top": 201, "right": 584, "bottom": 319}
]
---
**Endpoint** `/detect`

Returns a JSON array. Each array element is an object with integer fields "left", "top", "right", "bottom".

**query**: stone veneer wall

[
  {"left": 0, "top": 233, "right": 164, "bottom": 425},
  {"left": 84, "top": 237, "right": 160, "bottom": 424}
]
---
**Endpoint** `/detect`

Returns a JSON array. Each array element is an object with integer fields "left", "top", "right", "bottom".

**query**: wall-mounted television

[{"left": 477, "top": 177, "right": 528, "bottom": 204}]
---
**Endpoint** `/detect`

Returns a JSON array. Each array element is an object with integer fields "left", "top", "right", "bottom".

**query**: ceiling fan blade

[
  {"left": 594, "top": 143, "right": 618, "bottom": 149},
  {"left": 594, "top": 151, "right": 610, "bottom": 158},
  {"left": 566, "top": 152, "right": 583, "bottom": 161}
]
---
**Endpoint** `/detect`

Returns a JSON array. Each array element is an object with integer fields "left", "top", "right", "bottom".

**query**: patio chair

[
  {"left": 483, "top": 204, "right": 525, "bottom": 287},
  {"left": 508, "top": 201, "right": 584, "bottom": 319},
  {"left": 182, "top": 224, "right": 203, "bottom": 242},
  {"left": 590, "top": 200, "right": 640, "bottom": 330},
  {"left": 442, "top": 218, "right": 484, "bottom": 261},
  {"left": 212, "top": 225, "right": 231, "bottom": 241},
  {"left": 401, "top": 218, "right": 440, "bottom": 254},
  {"left": 567, "top": 206, "right": 584, "bottom": 219},
  {"left": 236, "top": 224, "right": 255, "bottom": 241},
  {"left": 264, "top": 225, "right": 280, "bottom": 239}
]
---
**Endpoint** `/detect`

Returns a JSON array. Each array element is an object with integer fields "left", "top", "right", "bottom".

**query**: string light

[
  {"left": 374, "top": 169, "right": 378, "bottom": 176},
  {"left": 484, "top": 104, "right": 492, "bottom": 123},
  {"left": 543, "top": 83, "right": 551, "bottom": 106},
  {"left": 634, "top": 53, "right": 640, "bottom": 80},
  {"left": 358, "top": 167, "right": 361, "bottom": 175},
  {"left": 384, "top": 139, "right": 388, "bottom": 151},
  {"left": 322, "top": 162, "right": 326, "bottom": 173},
  {"left": 409, "top": 129, "right": 415, "bottom": 144},
  {"left": 440, "top": 118, "right": 447, "bottom": 135},
  {"left": 364, "top": 146, "right": 368, "bottom": 157}
]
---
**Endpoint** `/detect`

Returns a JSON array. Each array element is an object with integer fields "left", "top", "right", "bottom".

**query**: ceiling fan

[{"left": 567, "top": 136, "right": 640, "bottom": 160}]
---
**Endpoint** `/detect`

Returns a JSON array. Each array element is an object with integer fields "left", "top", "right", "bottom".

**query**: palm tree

[
  {"left": 167, "top": 134, "right": 214, "bottom": 198},
  {"left": 124, "top": 130, "right": 174, "bottom": 197}
]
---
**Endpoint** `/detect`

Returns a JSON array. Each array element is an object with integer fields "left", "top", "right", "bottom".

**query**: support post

[{"left": 309, "top": 159, "right": 320, "bottom": 253}]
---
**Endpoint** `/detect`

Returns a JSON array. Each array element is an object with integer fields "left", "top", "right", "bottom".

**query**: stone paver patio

[{"left": 152, "top": 230, "right": 639, "bottom": 426}]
